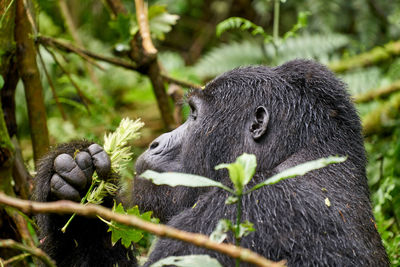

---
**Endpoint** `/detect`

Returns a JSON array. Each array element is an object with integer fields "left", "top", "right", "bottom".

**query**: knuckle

[
  {"left": 75, "top": 151, "right": 92, "bottom": 169},
  {"left": 88, "top": 144, "right": 104, "bottom": 156},
  {"left": 54, "top": 154, "right": 76, "bottom": 174}
]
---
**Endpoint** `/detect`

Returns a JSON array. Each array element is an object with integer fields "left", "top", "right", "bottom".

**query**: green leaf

[
  {"left": 149, "top": 5, "right": 179, "bottom": 40},
  {"left": 247, "top": 156, "right": 347, "bottom": 193},
  {"left": 150, "top": 255, "right": 223, "bottom": 267},
  {"left": 215, "top": 153, "right": 257, "bottom": 194},
  {"left": 215, "top": 162, "right": 244, "bottom": 193},
  {"left": 210, "top": 219, "right": 232, "bottom": 243},
  {"left": 236, "top": 153, "right": 257, "bottom": 186},
  {"left": 109, "top": 14, "right": 135, "bottom": 41},
  {"left": 216, "top": 17, "right": 270, "bottom": 39},
  {"left": 0, "top": 75, "right": 4, "bottom": 90},
  {"left": 107, "top": 203, "right": 157, "bottom": 248},
  {"left": 238, "top": 221, "right": 255, "bottom": 238},
  {"left": 140, "top": 170, "right": 234, "bottom": 193}
]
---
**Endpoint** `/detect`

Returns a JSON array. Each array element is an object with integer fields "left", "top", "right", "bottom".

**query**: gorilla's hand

[{"left": 50, "top": 144, "right": 111, "bottom": 202}]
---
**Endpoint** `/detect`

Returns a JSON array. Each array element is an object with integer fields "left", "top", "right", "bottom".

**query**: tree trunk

[{"left": 15, "top": 0, "right": 49, "bottom": 164}]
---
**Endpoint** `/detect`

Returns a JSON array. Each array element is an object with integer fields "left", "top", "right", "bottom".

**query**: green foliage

[
  {"left": 238, "top": 220, "right": 255, "bottom": 239},
  {"left": 210, "top": 218, "right": 255, "bottom": 242},
  {"left": 108, "top": 14, "right": 133, "bottom": 42},
  {"left": 366, "top": 133, "right": 400, "bottom": 265},
  {"left": 193, "top": 33, "right": 349, "bottom": 78},
  {"left": 104, "top": 203, "right": 158, "bottom": 248},
  {"left": 216, "top": 11, "right": 310, "bottom": 43},
  {"left": 209, "top": 219, "right": 231, "bottom": 243},
  {"left": 0, "top": 75, "right": 4, "bottom": 89},
  {"left": 151, "top": 255, "right": 222, "bottom": 267},
  {"left": 216, "top": 17, "right": 270, "bottom": 40},
  {"left": 247, "top": 156, "right": 347, "bottom": 193},
  {"left": 215, "top": 153, "right": 257, "bottom": 194},
  {"left": 148, "top": 5, "right": 180, "bottom": 41},
  {"left": 108, "top": 5, "right": 179, "bottom": 42},
  {"left": 282, "top": 11, "right": 310, "bottom": 40},
  {"left": 140, "top": 170, "right": 233, "bottom": 193},
  {"left": 0, "top": 0, "right": 15, "bottom": 28}
]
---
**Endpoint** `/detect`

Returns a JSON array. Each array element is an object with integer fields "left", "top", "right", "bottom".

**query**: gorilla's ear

[{"left": 250, "top": 106, "right": 269, "bottom": 141}]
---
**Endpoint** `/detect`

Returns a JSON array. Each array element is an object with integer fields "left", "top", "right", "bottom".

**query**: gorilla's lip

[{"left": 135, "top": 158, "right": 168, "bottom": 176}]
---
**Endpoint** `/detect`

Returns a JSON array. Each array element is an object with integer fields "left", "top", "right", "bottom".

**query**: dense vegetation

[{"left": 0, "top": 0, "right": 400, "bottom": 265}]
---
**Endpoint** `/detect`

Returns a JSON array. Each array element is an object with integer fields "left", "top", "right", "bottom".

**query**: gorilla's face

[
  {"left": 135, "top": 93, "right": 203, "bottom": 176},
  {"left": 132, "top": 92, "right": 212, "bottom": 222}
]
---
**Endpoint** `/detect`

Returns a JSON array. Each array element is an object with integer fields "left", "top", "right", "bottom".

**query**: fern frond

[
  {"left": 193, "top": 41, "right": 265, "bottom": 78},
  {"left": 339, "top": 67, "right": 382, "bottom": 96},
  {"left": 273, "top": 33, "right": 349, "bottom": 64},
  {"left": 193, "top": 33, "right": 349, "bottom": 78},
  {"left": 216, "top": 17, "right": 268, "bottom": 38}
]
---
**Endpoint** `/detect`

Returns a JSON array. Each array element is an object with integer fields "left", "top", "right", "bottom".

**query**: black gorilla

[{"left": 33, "top": 59, "right": 388, "bottom": 266}]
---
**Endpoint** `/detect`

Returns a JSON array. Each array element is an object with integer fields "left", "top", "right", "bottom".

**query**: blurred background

[{"left": 1, "top": 0, "right": 400, "bottom": 265}]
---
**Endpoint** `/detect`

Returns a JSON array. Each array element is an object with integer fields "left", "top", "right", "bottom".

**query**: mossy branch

[
  {"left": 329, "top": 40, "right": 400, "bottom": 73},
  {"left": 354, "top": 80, "right": 400, "bottom": 103}
]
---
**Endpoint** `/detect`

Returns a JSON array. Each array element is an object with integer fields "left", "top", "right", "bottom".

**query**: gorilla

[{"left": 33, "top": 59, "right": 388, "bottom": 266}]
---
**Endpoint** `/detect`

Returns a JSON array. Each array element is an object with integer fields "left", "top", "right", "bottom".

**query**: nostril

[{"left": 149, "top": 141, "right": 159, "bottom": 150}]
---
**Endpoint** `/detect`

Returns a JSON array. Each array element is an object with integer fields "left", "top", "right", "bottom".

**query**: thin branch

[
  {"left": 37, "top": 49, "right": 67, "bottom": 120},
  {"left": 354, "top": 80, "right": 400, "bottom": 103},
  {"left": 0, "top": 193, "right": 286, "bottom": 267},
  {"left": 58, "top": 0, "right": 104, "bottom": 81},
  {"left": 37, "top": 36, "right": 138, "bottom": 71},
  {"left": 0, "top": 239, "right": 56, "bottom": 267},
  {"left": 162, "top": 75, "right": 202, "bottom": 89},
  {"left": 135, "top": 0, "right": 157, "bottom": 55},
  {"left": 1, "top": 252, "right": 30, "bottom": 266},
  {"left": 105, "top": 0, "right": 127, "bottom": 16},
  {"left": 42, "top": 45, "right": 91, "bottom": 114},
  {"left": 37, "top": 36, "right": 202, "bottom": 89}
]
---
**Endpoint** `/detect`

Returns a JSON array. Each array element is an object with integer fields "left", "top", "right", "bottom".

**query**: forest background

[{"left": 0, "top": 0, "right": 400, "bottom": 266}]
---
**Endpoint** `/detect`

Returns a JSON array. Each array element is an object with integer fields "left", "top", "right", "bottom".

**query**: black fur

[{"left": 33, "top": 60, "right": 388, "bottom": 266}]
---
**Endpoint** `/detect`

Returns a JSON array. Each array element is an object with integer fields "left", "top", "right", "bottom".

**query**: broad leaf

[
  {"left": 108, "top": 203, "right": 157, "bottom": 248},
  {"left": 215, "top": 153, "right": 257, "bottom": 193},
  {"left": 0, "top": 75, "right": 4, "bottom": 90},
  {"left": 140, "top": 170, "right": 233, "bottom": 193},
  {"left": 215, "top": 162, "right": 244, "bottom": 193},
  {"left": 149, "top": 5, "right": 179, "bottom": 40},
  {"left": 150, "top": 255, "right": 222, "bottom": 267},
  {"left": 237, "top": 153, "right": 257, "bottom": 186},
  {"left": 247, "top": 156, "right": 346, "bottom": 193}
]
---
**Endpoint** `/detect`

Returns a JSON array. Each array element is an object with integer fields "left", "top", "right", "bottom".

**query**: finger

[
  {"left": 53, "top": 154, "right": 87, "bottom": 191},
  {"left": 50, "top": 174, "right": 81, "bottom": 202},
  {"left": 75, "top": 151, "right": 94, "bottom": 185},
  {"left": 88, "top": 144, "right": 111, "bottom": 179}
]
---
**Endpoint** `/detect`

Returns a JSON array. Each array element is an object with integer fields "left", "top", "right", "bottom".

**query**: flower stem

[
  {"left": 235, "top": 193, "right": 242, "bottom": 267},
  {"left": 61, "top": 180, "right": 96, "bottom": 233}
]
